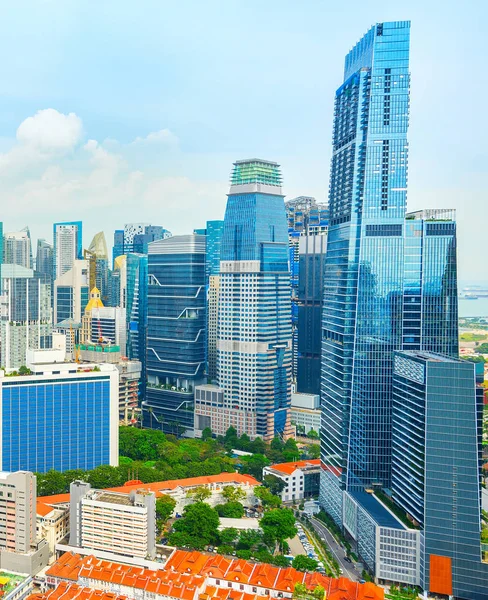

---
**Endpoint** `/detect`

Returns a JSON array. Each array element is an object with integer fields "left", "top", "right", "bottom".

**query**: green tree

[
  {"left": 237, "top": 529, "right": 263, "bottom": 551},
  {"left": 307, "top": 429, "right": 319, "bottom": 440},
  {"left": 156, "top": 494, "right": 176, "bottom": 522},
  {"left": 263, "top": 474, "right": 286, "bottom": 496},
  {"left": 254, "top": 549, "right": 274, "bottom": 563},
  {"left": 273, "top": 555, "right": 291, "bottom": 567},
  {"left": 271, "top": 437, "right": 284, "bottom": 452},
  {"left": 170, "top": 502, "right": 220, "bottom": 549},
  {"left": 86, "top": 465, "right": 125, "bottom": 489},
  {"left": 215, "top": 502, "right": 245, "bottom": 518},
  {"left": 119, "top": 426, "right": 166, "bottom": 461},
  {"left": 260, "top": 508, "right": 297, "bottom": 552},
  {"left": 222, "top": 485, "right": 246, "bottom": 503},
  {"left": 254, "top": 486, "right": 282, "bottom": 509},
  {"left": 292, "top": 555, "right": 319, "bottom": 572},
  {"left": 217, "top": 544, "right": 234, "bottom": 555},
  {"left": 36, "top": 470, "right": 68, "bottom": 496},
  {"left": 187, "top": 486, "right": 212, "bottom": 503},
  {"left": 219, "top": 527, "right": 239, "bottom": 545},
  {"left": 240, "top": 454, "right": 270, "bottom": 481},
  {"left": 306, "top": 444, "right": 320, "bottom": 459},
  {"left": 249, "top": 437, "right": 266, "bottom": 454},
  {"left": 312, "top": 586, "right": 325, "bottom": 600},
  {"left": 293, "top": 583, "right": 308, "bottom": 598},
  {"left": 201, "top": 427, "right": 213, "bottom": 441},
  {"left": 236, "top": 549, "right": 252, "bottom": 560}
]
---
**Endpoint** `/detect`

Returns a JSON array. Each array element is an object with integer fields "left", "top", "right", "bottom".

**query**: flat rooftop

[
  {"left": 349, "top": 491, "right": 404, "bottom": 529},
  {"left": 90, "top": 491, "right": 132, "bottom": 506}
]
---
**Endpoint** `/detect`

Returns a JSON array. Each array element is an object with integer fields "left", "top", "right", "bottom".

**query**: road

[{"left": 309, "top": 517, "right": 361, "bottom": 582}]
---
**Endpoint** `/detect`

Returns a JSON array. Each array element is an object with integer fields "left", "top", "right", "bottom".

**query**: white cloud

[
  {"left": 131, "top": 128, "right": 179, "bottom": 146},
  {"left": 16, "top": 108, "right": 83, "bottom": 152}
]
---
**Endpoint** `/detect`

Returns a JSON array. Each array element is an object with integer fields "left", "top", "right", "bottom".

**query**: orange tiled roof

[
  {"left": 27, "top": 582, "right": 128, "bottom": 600},
  {"left": 47, "top": 550, "right": 384, "bottom": 600},
  {"left": 37, "top": 473, "right": 259, "bottom": 516},
  {"left": 268, "top": 459, "right": 320, "bottom": 476}
]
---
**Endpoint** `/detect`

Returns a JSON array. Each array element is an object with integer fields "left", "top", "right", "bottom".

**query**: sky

[{"left": 0, "top": 0, "right": 486, "bottom": 281}]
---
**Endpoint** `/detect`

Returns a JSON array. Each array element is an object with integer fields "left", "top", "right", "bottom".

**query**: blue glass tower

[
  {"left": 216, "top": 159, "right": 292, "bottom": 440},
  {"left": 143, "top": 235, "right": 206, "bottom": 435},
  {"left": 126, "top": 253, "right": 148, "bottom": 396}
]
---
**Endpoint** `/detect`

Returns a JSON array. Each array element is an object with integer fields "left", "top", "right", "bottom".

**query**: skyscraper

[
  {"left": 86, "top": 232, "right": 109, "bottom": 303},
  {"left": 54, "top": 259, "right": 89, "bottom": 325},
  {"left": 3, "top": 228, "right": 32, "bottom": 269},
  {"left": 143, "top": 235, "right": 206, "bottom": 435},
  {"left": 36, "top": 239, "right": 53, "bottom": 280},
  {"left": 392, "top": 351, "right": 488, "bottom": 600},
  {"left": 195, "top": 159, "right": 292, "bottom": 440},
  {"left": 320, "top": 21, "right": 465, "bottom": 588},
  {"left": 53, "top": 221, "right": 83, "bottom": 280}
]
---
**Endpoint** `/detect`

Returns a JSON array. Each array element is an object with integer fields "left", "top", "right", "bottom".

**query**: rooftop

[
  {"left": 88, "top": 491, "right": 133, "bottom": 506},
  {"left": 348, "top": 491, "right": 404, "bottom": 529},
  {"left": 230, "top": 159, "right": 282, "bottom": 187},
  {"left": 266, "top": 459, "right": 320, "bottom": 476}
]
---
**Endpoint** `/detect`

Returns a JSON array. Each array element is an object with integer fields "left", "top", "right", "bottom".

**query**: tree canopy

[{"left": 169, "top": 502, "right": 220, "bottom": 549}]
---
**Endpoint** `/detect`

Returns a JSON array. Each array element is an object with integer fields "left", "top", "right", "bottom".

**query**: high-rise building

[
  {"left": 114, "top": 223, "right": 172, "bottom": 261},
  {"left": 36, "top": 239, "right": 53, "bottom": 280},
  {"left": 112, "top": 229, "right": 124, "bottom": 268},
  {"left": 143, "top": 235, "right": 206, "bottom": 435},
  {"left": 392, "top": 351, "right": 488, "bottom": 600},
  {"left": 0, "top": 265, "right": 52, "bottom": 369},
  {"left": 320, "top": 21, "right": 464, "bottom": 588},
  {"left": 194, "top": 220, "right": 224, "bottom": 380},
  {"left": 3, "top": 228, "right": 32, "bottom": 269},
  {"left": 86, "top": 232, "right": 109, "bottom": 304},
  {"left": 195, "top": 159, "right": 291, "bottom": 440},
  {"left": 0, "top": 358, "right": 118, "bottom": 473},
  {"left": 53, "top": 221, "right": 83, "bottom": 280},
  {"left": 54, "top": 259, "right": 89, "bottom": 325},
  {"left": 126, "top": 253, "right": 148, "bottom": 401}
]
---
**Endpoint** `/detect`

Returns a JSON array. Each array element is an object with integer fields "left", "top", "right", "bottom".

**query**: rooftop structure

[
  {"left": 230, "top": 159, "right": 282, "bottom": 187},
  {"left": 42, "top": 550, "right": 384, "bottom": 600}
]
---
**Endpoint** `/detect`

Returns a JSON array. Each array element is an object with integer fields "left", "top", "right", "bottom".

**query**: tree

[
  {"left": 312, "top": 586, "right": 325, "bottom": 600},
  {"left": 217, "top": 544, "right": 234, "bottom": 555},
  {"left": 187, "top": 486, "right": 212, "bottom": 503},
  {"left": 263, "top": 474, "right": 286, "bottom": 496},
  {"left": 307, "top": 429, "right": 319, "bottom": 440},
  {"left": 293, "top": 583, "right": 308, "bottom": 598},
  {"left": 201, "top": 427, "right": 213, "bottom": 441},
  {"left": 271, "top": 437, "right": 284, "bottom": 452},
  {"left": 260, "top": 508, "right": 297, "bottom": 552},
  {"left": 306, "top": 444, "right": 320, "bottom": 459},
  {"left": 240, "top": 454, "right": 270, "bottom": 481},
  {"left": 236, "top": 549, "right": 252, "bottom": 560},
  {"left": 222, "top": 485, "right": 246, "bottom": 503},
  {"left": 219, "top": 527, "right": 239, "bottom": 545},
  {"left": 237, "top": 529, "right": 263, "bottom": 551},
  {"left": 273, "top": 555, "right": 291, "bottom": 567},
  {"left": 292, "top": 555, "right": 319, "bottom": 572},
  {"left": 170, "top": 502, "right": 220, "bottom": 549},
  {"left": 254, "top": 486, "right": 282, "bottom": 509},
  {"left": 36, "top": 470, "right": 68, "bottom": 496},
  {"left": 215, "top": 502, "right": 245, "bottom": 518},
  {"left": 86, "top": 465, "right": 125, "bottom": 489},
  {"left": 254, "top": 549, "right": 274, "bottom": 564},
  {"left": 156, "top": 494, "right": 176, "bottom": 522}
]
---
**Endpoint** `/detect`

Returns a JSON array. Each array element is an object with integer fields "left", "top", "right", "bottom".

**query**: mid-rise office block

[
  {"left": 54, "top": 260, "right": 89, "bottom": 325},
  {"left": 195, "top": 159, "right": 291, "bottom": 440},
  {"left": 53, "top": 222, "right": 82, "bottom": 281},
  {"left": 86, "top": 233, "right": 109, "bottom": 304},
  {"left": 143, "top": 235, "right": 206, "bottom": 435},
  {"left": 0, "top": 360, "right": 118, "bottom": 473},
  {"left": 69, "top": 481, "right": 156, "bottom": 559},
  {"left": 392, "top": 351, "right": 488, "bottom": 600}
]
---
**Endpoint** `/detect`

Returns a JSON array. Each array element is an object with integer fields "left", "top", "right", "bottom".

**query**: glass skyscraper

[
  {"left": 195, "top": 160, "right": 291, "bottom": 440},
  {"left": 143, "top": 235, "right": 206, "bottom": 435},
  {"left": 53, "top": 221, "right": 83, "bottom": 280}
]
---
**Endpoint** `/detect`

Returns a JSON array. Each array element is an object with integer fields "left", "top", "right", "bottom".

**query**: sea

[{"left": 459, "top": 298, "right": 488, "bottom": 319}]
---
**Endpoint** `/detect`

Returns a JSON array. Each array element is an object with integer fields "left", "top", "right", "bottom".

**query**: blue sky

[{"left": 0, "top": 0, "right": 486, "bottom": 280}]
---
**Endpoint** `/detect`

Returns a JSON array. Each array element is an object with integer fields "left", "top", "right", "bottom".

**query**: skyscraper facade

[
  {"left": 126, "top": 252, "right": 148, "bottom": 397},
  {"left": 320, "top": 21, "right": 464, "bottom": 588},
  {"left": 285, "top": 197, "right": 328, "bottom": 385},
  {"left": 4, "top": 229, "right": 32, "bottom": 269},
  {"left": 36, "top": 239, "right": 53, "bottom": 280},
  {"left": 54, "top": 259, "right": 89, "bottom": 324},
  {"left": 392, "top": 351, "right": 488, "bottom": 600},
  {"left": 195, "top": 160, "right": 291, "bottom": 440},
  {"left": 53, "top": 221, "right": 83, "bottom": 280},
  {"left": 143, "top": 235, "right": 206, "bottom": 435}
]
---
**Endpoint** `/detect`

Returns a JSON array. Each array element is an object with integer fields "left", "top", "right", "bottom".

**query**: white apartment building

[
  {"left": 54, "top": 224, "right": 80, "bottom": 280},
  {"left": 54, "top": 260, "right": 89, "bottom": 325},
  {"left": 263, "top": 460, "right": 320, "bottom": 503},
  {"left": 69, "top": 482, "right": 156, "bottom": 559},
  {"left": 290, "top": 392, "right": 321, "bottom": 435}
]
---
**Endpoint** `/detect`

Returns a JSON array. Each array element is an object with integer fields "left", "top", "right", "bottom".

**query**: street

[{"left": 309, "top": 517, "right": 361, "bottom": 582}]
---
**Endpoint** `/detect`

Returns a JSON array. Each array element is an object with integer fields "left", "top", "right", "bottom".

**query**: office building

[
  {"left": 296, "top": 233, "right": 327, "bottom": 395},
  {"left": 143, "top": 235, "right": 206, "bottom": 435},
  {"left": 53, "top": 222, "right": 82, "bottom": 280},
  {"left": 195, "top": 159, "right": 292, "bottom": 440},
  {"left": 0, "top": 265, "right": 52, "bottom": 369},
  {"left": 319, "top": 21, "right": 462, "bottom": 587},
  {"left": 69, "top": 481, "right": 156, "bottom": 559},
  {"left": 3, "top": 229, "right": 32, "bottom": 269},
  {"left": 285, "top": 197, "right": 328, "bottom": 384},
  {"left": 0, "top": 471, "right": 49, "bottom": 575},
  {"left": 36, "top": 239, "right": 53, "bottom": 281},
  {"left": 112, "top": 230, "right": 125, "bottom": 268},
  {"left": 391, "top": 351, "right": 488, "bottom": 599},
  {"left": 0, "top": 357, "right": 118, "bottom": 473},
  {"left": 114, "top": 223, "right": 172, "bottom": 261},
  {"left": 54, "top": 259, "right": 89, "bottom": 325},
  {"left": 82, "top": 287, "right": 127, "bottom": 355}
]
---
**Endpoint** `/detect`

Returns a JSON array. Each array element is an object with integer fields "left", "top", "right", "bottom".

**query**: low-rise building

[
  {"left": 290, "top": 392, "right": 320, "bottom": 436},
  {"left": 40, "top": 550, "right": 384, "bottom": 600},
  {"left": 69, "top": 481, "right": 156, "bottom": 559},
  {"left": 263, "top": 460, "right": 320, "bottom": 502}
]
